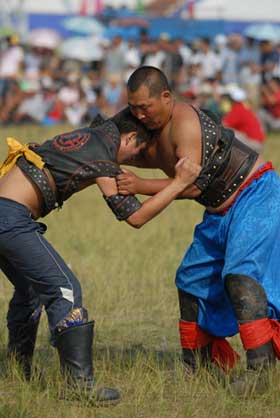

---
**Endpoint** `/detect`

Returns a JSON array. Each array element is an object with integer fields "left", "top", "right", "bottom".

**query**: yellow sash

[{"left": 0, "top": 137, "right": 45, "bottom": 178}]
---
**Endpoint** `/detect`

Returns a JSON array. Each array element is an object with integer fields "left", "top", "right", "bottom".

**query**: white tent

[
  {"left": 21, "top": 0, "right": 152, "bottom": 14},
  {"left": 192, "top": 0, "right": 280, "bottom": 22},
  {"left": 14, "top": 0, "right": 280, "bottom": 22}
]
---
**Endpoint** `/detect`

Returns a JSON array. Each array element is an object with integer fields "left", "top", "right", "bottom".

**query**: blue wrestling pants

[
  {"left": 0, "top": 197, "right": 83, "bottom": 337},
  {"left": 176, "top": 170, "right": 280, "bottom": 337}
]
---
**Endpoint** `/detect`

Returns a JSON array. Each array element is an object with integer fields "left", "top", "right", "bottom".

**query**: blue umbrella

[
  {"left": 244, "top": 23, "right": 280, "bottom": 42},
  {"left": 103, "top": 26, "right": 141, "bottom": 41},
  {"left": 62, "top": 16, "right": 106, "bottom": 36}
]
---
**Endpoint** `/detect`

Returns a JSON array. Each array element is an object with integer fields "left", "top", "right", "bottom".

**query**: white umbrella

[
  {"left": 62, "top": 16, "right": 105, "bottom": 35},
  {"left": 244, "top": 23, "right": 280, "bottom": 42},
  {"left": 59, "top": 37, "right": 104, "bottom": 62},
  {"left": 27, "top": 28, "right": 61, "bottom": 49}
]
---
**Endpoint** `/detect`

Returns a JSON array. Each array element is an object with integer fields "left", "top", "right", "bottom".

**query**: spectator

[
  {"left": 102, "top": 35, "right": 126, "bottom": 81},
  {"left": 222, "top": 85, "right": 265, "bottom": 151},
  {"left": 13, "top": 79, "right": 49, "bottom": 124},
  {"left": 57, "top": 72, "right": 86, "bottom": 125},
  {"left": 196, "top": 82, "right": 221, "bottom": 116},
  {"left": 259, "top": 77, "right": 280, "bottom": 131},
  {"left": 239, "top": 37, "right": 261, "bottom": 110},
  {"left": 221, "top": 34, "right": 243, "bottom": 85},
  {"left": 142, "top": 36, "right": 166, "bottom": 69},
  {"left": 191, "top": 37, "right": 222, "bottom": 80},
  {"left": 123, "top": 39, "right": 141, "bottom": 82},
  {"left": 103, "top": 74, "right": 124, "bottom": 114},
  {"left": 166, "top": 38, "right": 184, "bottom": 91},
  {"left": 138, "top": 28, "right": 153, "bottom": 65},
  {"left": 0, "top": 79, "right": 22, "bottom": 124},
  {"left": 259, "top": 40, "right": 279, "bottom": 83},
  {"left": 0, "top": 34, "right": 24, "bottom": 103}
]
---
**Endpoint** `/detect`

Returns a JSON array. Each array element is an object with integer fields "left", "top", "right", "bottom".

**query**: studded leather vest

[
  {"left": 192, "top": 106, "right": 259, "bottom": 208},
  {"left": 35, "top": 121, "right": 123, "bottom": 207}
]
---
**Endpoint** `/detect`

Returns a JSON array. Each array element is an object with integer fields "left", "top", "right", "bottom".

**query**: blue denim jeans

[{"left": 0, "top": 197, "right": 83, "bottom": 337}]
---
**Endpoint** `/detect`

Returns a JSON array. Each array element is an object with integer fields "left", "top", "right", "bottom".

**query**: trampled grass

[{"left": 0, "top": 125, "right": 280, "bottom": 417}]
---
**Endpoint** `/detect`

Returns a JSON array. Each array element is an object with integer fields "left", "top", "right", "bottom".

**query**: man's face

[
  {"left": 127, "top": 84, "right": 170, "bottom": 130},
  {"left": 118, "top": 133, "right": 146, "bottom": 163}
]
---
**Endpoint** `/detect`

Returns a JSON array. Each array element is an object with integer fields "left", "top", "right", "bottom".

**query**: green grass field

[{"left": 0, "top": 126, "right": 280, "bottom": 418}]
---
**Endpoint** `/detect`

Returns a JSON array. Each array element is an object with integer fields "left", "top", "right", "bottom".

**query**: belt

[{"left": 16, "top": 156, "right": 57, "bottom": 217}]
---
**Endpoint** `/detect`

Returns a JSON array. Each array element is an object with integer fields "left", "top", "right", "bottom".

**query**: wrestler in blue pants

[{"left": 176, "top": 169, "right": 280, "bottom": 381}]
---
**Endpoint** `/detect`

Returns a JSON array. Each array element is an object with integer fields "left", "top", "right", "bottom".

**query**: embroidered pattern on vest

[
  {"left": 53, "top": 131, "right": 91, "bottom": 152},
  {"left": 94, "top": 120, "right": 120, "bottom": 150},
  {"left": 61, "top": 160, "right": 122, "bottom": 203}
]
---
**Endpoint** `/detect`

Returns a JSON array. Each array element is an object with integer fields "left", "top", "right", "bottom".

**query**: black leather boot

[
  {"left": 182, "top": 341, "right": 212, "bottom": 372},
  {"left": 225, "top": 274, "right": 276, "bottom": 395},
  {"left": 228, "top": 339, "right": 275, "bottom": 396},
  {"left": 7, "top": 308, "right": 41, "bottom": 381},
  {"left": 179, "top": 289, "right": 212, "bottom": 371},
  {"left": 55, "top": 321, "right": 120, "bottom": 405}
]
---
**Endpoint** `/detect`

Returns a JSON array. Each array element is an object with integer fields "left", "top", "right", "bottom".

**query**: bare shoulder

[
  {"left": 169, "top": 101, "right": 202, "bottom": 162},
  {"left": 170, "top": 102, "right": 200, "bottom": 132},
  {"left": 173, "top": 101, "right": 197, "bottom": 119}
]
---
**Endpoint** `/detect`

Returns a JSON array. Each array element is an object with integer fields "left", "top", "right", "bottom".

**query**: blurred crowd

[{"left": 1, "top": 29, "right": 280, "bottom": 150}]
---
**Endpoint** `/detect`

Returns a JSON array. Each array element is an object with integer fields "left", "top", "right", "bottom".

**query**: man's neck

[{"left": 160, "top": 99, "right": 175, "bottom": 131}]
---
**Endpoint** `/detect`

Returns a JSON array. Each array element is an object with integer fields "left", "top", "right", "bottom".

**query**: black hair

[
  {"left": 270, "top": 76, "right": 280, "bottom": 85},
  {"left": 127, "top": 66, "right": 171, "bottom": 97},
  {"left": 110, "top": 107, "right": 151, "bottom": 144},
  {"left": 200, "top": 37, "right": 211, "bottom": 45},
  {"left": 89, "top": 108, "right": 151, "bottom": 145},
  {"left": 140, "top": 28, "right": 148, "bottom": 37}
]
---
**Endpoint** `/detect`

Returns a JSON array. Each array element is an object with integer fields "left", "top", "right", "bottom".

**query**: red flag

[
  {"left": 94, "top": 0, "right": 103, "bottom": 15},
  {"left": 188, "top": 0, "right": 195, "bottom": 19},
  {"left": 79, "top": 0, "right": 88, "bottom": 16}
]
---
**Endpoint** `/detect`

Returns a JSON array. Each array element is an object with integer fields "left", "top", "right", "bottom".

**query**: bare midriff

[{"left": 0, "top": 165, "right": 56, "bottom": 219}]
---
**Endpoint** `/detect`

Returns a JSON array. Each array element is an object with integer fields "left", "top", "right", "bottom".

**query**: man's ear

[
  {"left": 125, "top": 131, "right": 137, "bottom": 145},
  {"left": 161, "top": 90, "right": 171, "bottom": 103}
]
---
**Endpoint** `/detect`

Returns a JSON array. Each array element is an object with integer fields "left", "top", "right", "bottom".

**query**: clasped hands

[{"left": 116, "top": 157, "right": 201, "bottom": 195}]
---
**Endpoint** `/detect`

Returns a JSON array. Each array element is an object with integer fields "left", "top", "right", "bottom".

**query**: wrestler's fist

[
  {"left": 116, "top": 169, "right": 140, "bottom": 195},
  {"left": 174, "top": 157, "right": 201, "bottom": 187}
]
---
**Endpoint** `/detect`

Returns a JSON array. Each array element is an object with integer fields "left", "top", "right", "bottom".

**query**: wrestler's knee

[
  {"left": 225, "top": 274, "right": 267, "bottom": 320},
  {"left": 178, "top": 288, "right": 198, "bottom": 322},
  {"left": 7, "top": 287, "right": 40, "bottom": 324}
]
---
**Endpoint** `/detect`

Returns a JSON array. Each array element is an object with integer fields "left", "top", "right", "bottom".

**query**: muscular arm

[
  {"left": 118, "top": 175, "right": 173, "bottom": 196},
  {"left": 97, "top": 176, "right": 184, "bottom": 228},
  {"left": 96, "top": 157, "right": 201, "bottom": 228},
  {"left": 117, "top": 106, "right": 203, "bottom": 199},
  {"left": 117, "top": 173, "right": 200, "bottom": 199}
]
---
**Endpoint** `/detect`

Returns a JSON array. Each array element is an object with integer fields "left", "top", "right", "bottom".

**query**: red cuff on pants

[
  {"left": 179, "top": 320, "right": 239, "bottom": 371},
  {"left": 239, "top": 318, "right": 280, "bottom": 359}
]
